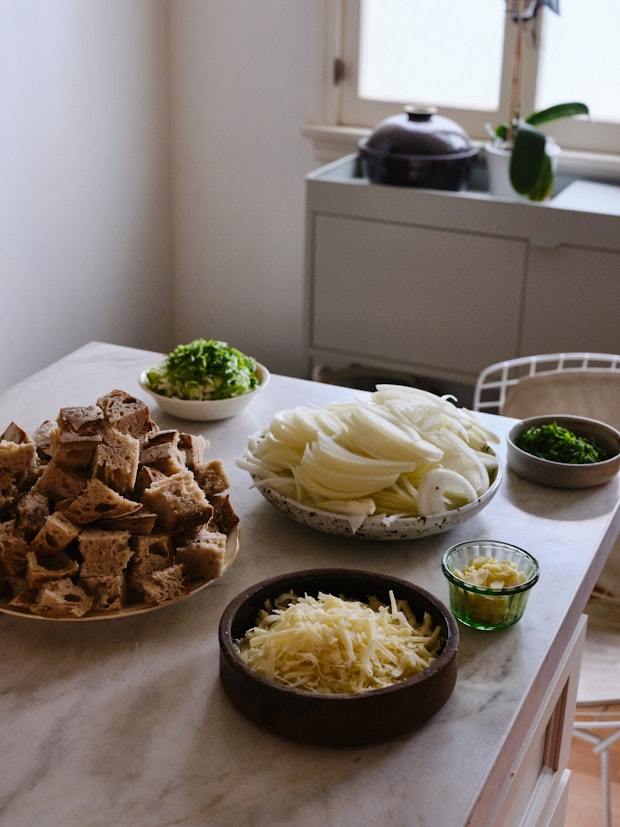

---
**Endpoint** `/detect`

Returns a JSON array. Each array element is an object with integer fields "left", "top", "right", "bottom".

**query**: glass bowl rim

[{"left": 441, "top": 540, "right": 540, "bottom": 595}]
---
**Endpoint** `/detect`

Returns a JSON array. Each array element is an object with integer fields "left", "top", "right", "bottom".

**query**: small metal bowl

[
  {"left": 138, "top": 363, "right": 269, "bottom": 422},
  {"left": 507, "top": 415, "right": 620, "bottom": 489},
  {"left": 442, "top": 540, "right": 540, "bottom": 631},
  {"left": 218, "top": 568, "right": 459, "bottom": 746}
]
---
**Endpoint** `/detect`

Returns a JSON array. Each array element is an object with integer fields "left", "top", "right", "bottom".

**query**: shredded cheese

[{"left": 236, "top": 590, "right": 443, "bottom": 694}]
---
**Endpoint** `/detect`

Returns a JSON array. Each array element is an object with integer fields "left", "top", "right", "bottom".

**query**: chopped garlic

[
  {"left": 236, "top": 590, "right": 443, "bottom": 694},
  {"left": 454, "top": 556, "right": 526, "bottom": 589}
]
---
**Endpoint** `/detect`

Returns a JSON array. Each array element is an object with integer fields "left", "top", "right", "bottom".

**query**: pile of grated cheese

[{"left": 236, "top": 590, "right": 443, "bottom": 694}]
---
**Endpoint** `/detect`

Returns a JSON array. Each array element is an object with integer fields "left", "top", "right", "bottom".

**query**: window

[{"left": 314, "top": 0, "right": 620, "bottom": 159}]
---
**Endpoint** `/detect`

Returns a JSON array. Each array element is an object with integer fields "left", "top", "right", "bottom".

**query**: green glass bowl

[{"left": 441, "top": 540, "right": 540, "bottom": 631}]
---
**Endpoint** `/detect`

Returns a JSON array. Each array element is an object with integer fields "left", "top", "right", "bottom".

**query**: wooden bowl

[{"left": 218, "top": 568, "right": 459, "bottom": 746}]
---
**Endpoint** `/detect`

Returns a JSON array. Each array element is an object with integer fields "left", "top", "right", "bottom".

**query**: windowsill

[{"left": 302, "top": 123, "right": 620, "bottom": 185}]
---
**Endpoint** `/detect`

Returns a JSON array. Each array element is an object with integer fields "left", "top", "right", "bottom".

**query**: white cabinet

[
  {"left": 304, "top": 156, "right": 620, "bottom": 387},
  {"left": 486, "top": 616, "right": 586, "bottom": 827}
]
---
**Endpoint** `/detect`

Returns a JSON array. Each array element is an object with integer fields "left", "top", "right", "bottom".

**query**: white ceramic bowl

[
  {"left": 139, "top": 363, "right": 269, "bottom": 422},
  {"left": 507, "top": 415, "right": 620, "bottom": 489},
  {"left": 251, "top": 454, "right": 501, "bottom": 541}
]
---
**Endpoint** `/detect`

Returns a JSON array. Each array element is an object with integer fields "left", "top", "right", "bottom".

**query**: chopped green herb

[
  {"left": 515, "top": 421, "right": 610, "bottom": 465},
  {"left": 146, "top": 339, "right": 258, "bottom": 401}
]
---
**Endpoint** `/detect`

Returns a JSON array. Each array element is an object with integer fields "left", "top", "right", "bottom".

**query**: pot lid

[{"left": 364, "top": 106, "right": 474, "bottom": 157}]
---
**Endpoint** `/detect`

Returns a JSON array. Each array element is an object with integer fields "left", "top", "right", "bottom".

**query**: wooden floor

[{"left": 565, "top": 706, "right": 620, "bottom": 827}]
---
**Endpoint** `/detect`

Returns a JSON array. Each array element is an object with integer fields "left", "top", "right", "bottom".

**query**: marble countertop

[{"left": 1, "top": 342, "right": 618, "bottom": 827}]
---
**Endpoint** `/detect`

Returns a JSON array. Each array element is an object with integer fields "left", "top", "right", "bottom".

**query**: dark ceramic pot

[
  {"left": 218, "top": 568, "right": 459, "bottom": 746},
  {"left": 359, "top": 105, "right": 478, "bottom": 190}
]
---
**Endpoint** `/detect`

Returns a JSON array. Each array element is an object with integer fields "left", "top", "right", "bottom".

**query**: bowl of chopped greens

[
  {"left": 507, "top": 415, "right": 620, "bottom": 489},
  {"left": 140, "top": 339, "right": 269, "bottom": 421}
]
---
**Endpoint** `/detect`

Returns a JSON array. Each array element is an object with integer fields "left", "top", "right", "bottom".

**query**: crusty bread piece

[
  {"left": 29, "top": 577, "right": 93, "bottom": 619},
  {"left": 208, "top": 494, "right": 239, "bottom": 535},
  {"left": 79, "top": 573, "right": 127, "bottom": 613},
  {"left": 1, "top": 424, "right": 39, "bottom": 484},
  {"left": 92, "top": 427, "right": 140, "bottom": 496},
  {"left": 32, "top": 460, "right": 87, "bottom": 503},
  {"left": 0, "top": 519, "right": 29, "bottom": 577},
  {"left": 133, "top": 465, "right": 168, "bottom": 500},
  {"left": 97, "top": 505, "right": 157, "bottom": 535},
  {"left": 137, "top": 563, "right": 188, "bottom": 605},
  {"left": 25, "top": 549, "right": 80, "bottom": 587},
  {"left": 16, "top": 491, "right": 50, "bottom": 539},
  {"left": 1, "top": 422, "right": 31, "bottom": 444},
  {"left": 178, "top": 432, "right": 209, "bottom": 469},
  {"left": 175, "top": 526, "right": 226, "bottom": 582},
  {"left": 31, "top": 420, "right": 57, "bottom": 462},
  {"left": 52, "top": 407, "right": 105, "bottom": 470},
  {"left": 31, "top": 511, "right": 79, "bottom": 555},
  {"left": 0, "top": 438, "right": 37, "bottom": 486},
  {"left": 96, "top": 389, "right": 155, "bottom": 439},
  {"left": 6, "top": 577, "right": 37, "bottom": 610},
  {"left": 78, "top": 529, "right": 133, "bottom": 578},
  {"left": 140, "top": 429, "right": 187, "bottom": 475},
  {"left": 141, "top": 469, "right": 213, "bottom": 532},
  {"left": 130, "top": 533, "right": 174, "bottom": 577},
  {"left": 63, "top": 478, "right": 140, "bottom": 524},
  {"left": 56, "top": 405, "right": 105, "bottom": 437},
  {"left": 0, "top": 470, "right": 16, "bottom": 494},
  {"left": 50, "top": 430, "right": 102, "bottom": 471},
  {"left": 193, "top": 458, "right": 230, "bottom": 495}
]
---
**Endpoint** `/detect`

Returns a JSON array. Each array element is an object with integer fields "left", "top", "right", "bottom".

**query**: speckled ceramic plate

[
  {"left": 0, "top": 526, "right": 239, "bottom": 621},
  {"left": 251, "top": 461, "right": 501, "bottom": 541}
]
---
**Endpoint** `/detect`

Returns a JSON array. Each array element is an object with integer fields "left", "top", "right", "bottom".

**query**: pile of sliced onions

[{"left": 238, "top": 385, "right": 500, "bottom": 522}]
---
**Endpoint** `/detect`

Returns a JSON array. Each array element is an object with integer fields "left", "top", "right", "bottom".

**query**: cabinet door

[
  {"left": 522, "top": 245, "right": 620, "bottom": 356},
  {"left": 310, "top": 215, "right": 527, "bottom": 378}
]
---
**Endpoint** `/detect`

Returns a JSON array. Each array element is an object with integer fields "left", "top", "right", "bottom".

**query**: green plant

[{"left": 489, "top": 1, "right": 589, "bottom": 201}]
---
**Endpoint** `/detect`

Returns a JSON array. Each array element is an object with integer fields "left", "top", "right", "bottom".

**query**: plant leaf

[
  {"left": 510, "top": 123, "right": 547, "bottom": 195},
  {"left": 526, "top": 102, "right": 589, "bottom": 127},
  {"left": 527, "top": 152, "right": 554, "bottom": 201},
  {"left": 494, "top": 123, "right": 510, "bottom": 142}
]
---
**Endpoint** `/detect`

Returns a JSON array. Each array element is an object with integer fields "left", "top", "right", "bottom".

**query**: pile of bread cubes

[{"left": 0, "top": 389, "right": 239, "bottom": 618}]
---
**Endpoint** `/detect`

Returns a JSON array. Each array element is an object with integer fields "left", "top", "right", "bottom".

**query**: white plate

[
  {"left": 0, "top": 526, "right": 239, "bottom": 621},
  {"left": 138, "top": 364, "right": 269, "bottom": 422},
  {"left": 252, "top": 460, "right": 502, "bottom": 541}
]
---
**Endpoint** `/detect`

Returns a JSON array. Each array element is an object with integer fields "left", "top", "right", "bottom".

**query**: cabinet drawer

[
  {"left": 310, "top": 215, "right": 527, "bottom": 377},
  {"left": 522, "top": 245, "right": 620, "bottom": 356}
]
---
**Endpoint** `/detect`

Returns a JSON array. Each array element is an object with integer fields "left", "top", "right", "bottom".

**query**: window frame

[{"left": 304, "top": 0, "right": 620, "bottom": 176}]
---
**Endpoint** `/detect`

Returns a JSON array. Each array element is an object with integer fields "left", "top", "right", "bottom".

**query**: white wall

[
  {"left": 0, "top": 0, "right": 173, "bottom": 391},
  {"left": 0, "top": 0, "right": 321, "bottom": 393},
  {"left": 169, "top": 1, "right": 320, "bottom": 378}
]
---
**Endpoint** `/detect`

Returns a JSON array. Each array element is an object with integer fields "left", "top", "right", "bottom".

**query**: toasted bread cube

[
  {"left": 25, "top": 549, "right": 80, "bottom": 588},
  {"left": 30, "top": 577, "right": 93, "bottom": 618},
  {"left": 78, "top": 529, "right": 133, "bottom": 578},
  {"left": 63, "top": 478, "right": 140, "bottom": 525},
  {"left": 92, "top": 428, "right": 140, "bottom": 496},
  {"left": 96, "top": 390, "right": 155, "bottom": 439},
  {"left": 31, "top": 511, "right": 79, "bottom": 555},
  {"left": 176, "top": 526, "right": 226, "bottom": 582},
  {"left": 141, "top": 470, "right": 212, "bottom": 532}
]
